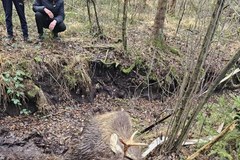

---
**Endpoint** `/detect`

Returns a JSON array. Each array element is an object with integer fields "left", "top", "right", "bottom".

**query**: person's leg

[
  {"left": 35, "top": 12, "right": 44, "bottom": 35},
  {"left": 12, "top": 0, "right": 28, "bottom": 38},
  {"left": 2, "top": 0, "right": 13, "bottom": 38},
  {"left": 52, "top": 22, "right": 66, "bottom": 38},
  {"left": 35, "top": 12, "right": 50, "bottom": 39}
]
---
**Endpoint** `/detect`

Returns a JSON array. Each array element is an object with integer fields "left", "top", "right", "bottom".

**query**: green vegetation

[
  {"left": 195, "top": 95, "right": 240, "bottom": 159},
  {"left": 20, "top": 108, "right": 31, "bottom": 115},
  {"left": 1, "top": 70, "right": 27, "bottom": 106}
]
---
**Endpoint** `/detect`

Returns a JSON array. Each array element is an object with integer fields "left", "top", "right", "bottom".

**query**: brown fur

[{"left": 65, "top": 111, "right": 142, "bottom": 160}]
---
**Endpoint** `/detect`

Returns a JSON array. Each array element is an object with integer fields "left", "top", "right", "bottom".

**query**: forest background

[{"left": 0, "top": 0, "right": 240, "bottom": 159}]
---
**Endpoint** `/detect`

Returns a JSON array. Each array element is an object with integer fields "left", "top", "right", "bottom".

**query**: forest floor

[
  {"left": 0, "top": 23, "right": 179, "bottom": 159},
  {"left": 1, "top": 4, "right": 240, "bottom": 159}
]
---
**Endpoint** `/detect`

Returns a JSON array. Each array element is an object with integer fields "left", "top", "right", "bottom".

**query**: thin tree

[
  {"left": 163, "top": 0, "right": 227, "bottom": 153},
  {"left": 87, "top": 0, "right": 92, "bottom": 31},
  {"left": 86, "top": 0, "right": 102, "bottom": 36},
  {"left": 122, "top": 0, "right": 128, "bottom": 52},
  {"left": 175, "top": 0, "right": 187, "bottom": 35}
]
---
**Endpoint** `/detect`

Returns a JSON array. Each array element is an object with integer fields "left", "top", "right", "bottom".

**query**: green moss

[
  {"left": 100, "top": 59, "right": 120, "bottom": 68},
  {"left": 27, "top": 85, "right": 40, "bottom": 98},
  {"left": 122, "top": 63, "right": 135, "bottom": 74},
  {"left": 153, "top": 38, "right": 180, "bottom": 56},
  {"left": 121, "top": 57, "right": 145, "bottom": 74}
]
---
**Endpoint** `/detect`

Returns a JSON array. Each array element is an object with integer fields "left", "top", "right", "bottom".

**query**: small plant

[
  {"left": 1, "top": 70, "right": 27, "bottom": 106},
  {"left": 20, "top": 108, "right": 31, "bottom": 115}
]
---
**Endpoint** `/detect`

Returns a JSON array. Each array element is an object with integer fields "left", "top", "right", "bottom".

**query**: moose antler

[{"left": 119, "top": 131, "right": 147, "bottom": 156}]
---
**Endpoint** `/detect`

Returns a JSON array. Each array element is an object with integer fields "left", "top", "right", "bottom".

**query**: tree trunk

[
  {"left": 152, "top": 0, "right": 167, "bottom": 40},
  {"left": 122, "top": 0, "right": 128, "bottom": 52},
  {"left": 86, "top": 0, "right": 92, "bottom": 33},
  {"left": 92, "top": 0, "right": 102, "bottom": 35}
]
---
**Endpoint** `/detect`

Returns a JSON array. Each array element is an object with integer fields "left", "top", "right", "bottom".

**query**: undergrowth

[{"left": 195, "top": 95, "right": 240, "bottom": 159}]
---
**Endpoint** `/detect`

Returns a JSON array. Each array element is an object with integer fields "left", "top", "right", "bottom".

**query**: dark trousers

[
  {"left": 35, "top": 12, "right": 66, "bottom": 35},
  {"left": 2, "top": 0, "right": 28, "bottom": 37}
]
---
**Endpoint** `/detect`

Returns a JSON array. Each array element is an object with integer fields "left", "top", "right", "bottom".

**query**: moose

[{"left": 66, "top": 111, "right": 147, "bottom": 160}]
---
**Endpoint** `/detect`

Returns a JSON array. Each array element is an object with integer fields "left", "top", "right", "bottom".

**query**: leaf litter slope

[
  {"left": 0, "top": 23, "right": 179, "bottom": 159},
  {"left": 0, "top": 10, "right": 240, "bottom": 159}
]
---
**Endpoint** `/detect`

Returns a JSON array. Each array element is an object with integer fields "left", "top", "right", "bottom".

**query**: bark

[{"left": 152, "top": 0, "right": 167, "bottom": 40}]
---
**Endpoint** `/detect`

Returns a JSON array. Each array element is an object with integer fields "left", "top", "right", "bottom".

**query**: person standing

[
  {"left": 32, "top": 0, "right": 66, "bottom": 40},
  {"left": 1, "top": 0, "right": 29, "bottom": 42}
]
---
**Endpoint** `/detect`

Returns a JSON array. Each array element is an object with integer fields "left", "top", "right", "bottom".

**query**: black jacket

[{"left": 33, "top": 0, "right": 65, "bottom": 23}]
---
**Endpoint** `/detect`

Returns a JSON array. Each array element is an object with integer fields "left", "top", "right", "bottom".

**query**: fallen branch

[{"left": 186, "top": 121, "right": 236, "bottom": 160}]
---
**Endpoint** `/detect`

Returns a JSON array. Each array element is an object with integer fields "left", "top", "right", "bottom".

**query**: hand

[
  {"left": 49, "top": 20, "right": 57, "bottom": 31},
  {"left": 44, "top": 8, "right": 54, "bottom": 19}
]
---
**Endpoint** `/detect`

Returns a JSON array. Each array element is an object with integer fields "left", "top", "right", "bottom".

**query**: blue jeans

[{"left": 2, "top": 0, "right": 28, "bottom": 37}]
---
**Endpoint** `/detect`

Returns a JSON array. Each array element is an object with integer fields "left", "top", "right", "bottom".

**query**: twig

[{"left": 139, "top": 113, "right": 172, "bottom": 134}]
